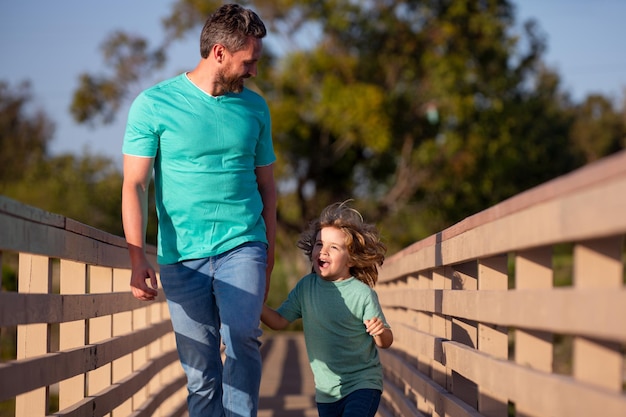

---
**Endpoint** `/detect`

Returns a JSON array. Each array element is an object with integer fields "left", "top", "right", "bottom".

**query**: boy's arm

[
  {"left": 261, "top": 305, "right": 291, "bottom": 330},
  {"left": 373, "top": 327, "right": 393, "bottom": 349}
]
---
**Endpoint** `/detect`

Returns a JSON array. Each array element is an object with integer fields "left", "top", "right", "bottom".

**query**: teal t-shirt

[
  {"left": 277, "top": 273, "right": 389, "bottom": 403},
  {"left": 123, "top": 73, "right": 276, "bottom": 264}
]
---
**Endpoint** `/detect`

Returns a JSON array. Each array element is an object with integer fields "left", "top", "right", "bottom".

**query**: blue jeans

[
  {"left": 159, "top": 242, "right": 267, "bottom": 417},
  {"left": 316, "top": 389, "right": 382, "bottom": 417}
]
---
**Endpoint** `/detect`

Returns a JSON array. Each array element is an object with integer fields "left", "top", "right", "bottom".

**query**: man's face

[{"left": 217, "top": 37, "right": 263, "bottom": 93}]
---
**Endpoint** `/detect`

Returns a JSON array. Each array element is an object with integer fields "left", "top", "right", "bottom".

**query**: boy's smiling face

[{"left": 312, "top": 226, "right": 353, "bottom": 282}]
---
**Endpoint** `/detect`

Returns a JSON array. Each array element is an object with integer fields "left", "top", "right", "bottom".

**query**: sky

[{"left": 1, "top": 0, "right": 626, "bottom": 168}]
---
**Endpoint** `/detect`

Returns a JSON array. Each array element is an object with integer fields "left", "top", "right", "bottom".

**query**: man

[{"left": 121, "top": 4, "right": 276, "bottom": 416}]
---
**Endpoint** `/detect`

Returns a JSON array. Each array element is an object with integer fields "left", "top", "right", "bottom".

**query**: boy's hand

[{"left": 364, "top": 317, "right": 385, "bottom": 337}]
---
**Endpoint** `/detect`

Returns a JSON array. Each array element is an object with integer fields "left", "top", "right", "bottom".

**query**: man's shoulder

[
  {"left": 129, "top": 74, "right": 189, "bottom": 111},
  {"left": 141, "top": 74, "right": 187, "bottom": 97}
]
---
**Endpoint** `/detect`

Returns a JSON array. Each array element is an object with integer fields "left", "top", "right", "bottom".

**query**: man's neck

[{"left": 186, "top": 61, "right": 225, "bottom": 96}]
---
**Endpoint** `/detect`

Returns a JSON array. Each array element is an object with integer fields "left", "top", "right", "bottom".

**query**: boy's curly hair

[{"left": 297, "top": 201, "right": 386, "bottom": 287}]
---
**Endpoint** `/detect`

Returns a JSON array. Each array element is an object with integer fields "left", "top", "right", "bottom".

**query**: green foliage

[
  {"left": 65, "top": 0, "right": 625, "bottom": 247},
  {"left": 0, "top": 81, "right": 53, "bottom": 186},
  {"left": 0, "top": 398, "right": 15, "bottom": 417},
  {"left": 70, "top": 73, "right": 124, "bottom": 125},
  {"left": 5, "top": 0, "right": 625, "bottom": 260},
  {"left": 2, "top": 153, "right": 126, "bottom": 236},
  {"left": 0, "top": 80, "right": 161, "bottom": 242},
  {"left": 1, "top": 258, "right": 17, "bottom": 293},
  {"left": 71, "top": 31, "right": 167, "bottom": 126},
  {"left": 569, "top": 94, "right": 626, "bottom": 162},
  {"left": 254, "top": 0, "right": 588, "bottom": 234}
]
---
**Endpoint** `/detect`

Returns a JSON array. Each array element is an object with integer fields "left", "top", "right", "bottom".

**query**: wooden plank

[
  {"left": 113, "top": 264, "right": 134, "bottom": 415},
  {"left": 0, "top": 291, "right": 163, "bottom": 326},
  {"left": 514, "top": 246, "right": 553, "bottom": 417},
  {"left": 412, "top": 271, "right": 433, "bottom": 415},
  {"left": 380, "top": 175, "right": 626, "bottom": 281},
  {"left": 379, "top": 349, "right": 484, "bottom": 417},
  {"left": 59, "top": 259, "right": 87, "bottom": 410},
  {"left": 0, "top": 202, "right": 156, "bottom": 270},
  {"left": 0, "top": 195, "right": 65, "bottom": 227},
  {"left": 477, "top": 255, "right": 508, "bottom": 417},
  {"left": 258, "top": 333, "right": 317, "bottom": 417},
  {"left": 379, "top": 287, "right": 626, "bottom": 342},
  {"left": 132, "top": 305, "right": 149, "bottom": 408},
  {"left": 16, "top": 253, "right": 51, "bottom": 416},
  {"left": 55, "top": 350, "right": 180, "bottom": 417},
  {"left": 572, "top": 237, "right": 624, "bottom": 391},
  {"left": 88, "top": 266, "right": 113, "bottom": 397},
  {"left": 382, "top": 149, "right": 626, "bottom": 269},
  {"left": 260, "top": 333, "right": 289, "bottom": 397},
  {"left": 381, "top": 374, "right": 424, "bottom": 417},
  {"left": 432, "top": 267, "right": 450, "bottom": 390},
  {"left": 442, "top": 340, "right": 626, "bottom": 417},
  {"left": 0, "top": 321, "right": 174, "bottom": 401},
  {"left": 450, "top": 262, "right": 478, "bottom": 409},
  {"left": 128, "top": 375, "right": 187, "bottom": 417}
]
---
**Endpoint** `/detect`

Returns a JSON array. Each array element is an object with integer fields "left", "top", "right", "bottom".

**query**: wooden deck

[
  {"left": 183, "top": 332, "right": 388, "bottom": 417},
  {"left": 258, "top": 333, "right": 390, "bottom": 417},
  {"left": 259, "top": 332, "right": 318, "bottom": 417}
]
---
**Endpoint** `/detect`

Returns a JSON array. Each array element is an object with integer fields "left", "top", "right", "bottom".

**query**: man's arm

[
  {"left": 122, "top": 154, "right": 158, "bottom": 301},
  {"left": 255, "top": 163, "right": 277, "bottom": 301}
]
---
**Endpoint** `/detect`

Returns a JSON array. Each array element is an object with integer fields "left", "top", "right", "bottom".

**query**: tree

[
  {"left": 70, "top": 31, "right": 167, "bottom": 125},
  {"left": 0, "top": 80, "right": 159, "bottom": 241},
  {"left": 69, "top": 0, "right": 608, "bottom": 244},
  {"left": 0, "top": 81, "right": 53, "bottom": 186},
  {"left": 569, "top": 94, "right": 626, "bottom": 163},
  {"left": 3, "top": 153, "right": 126, "bottom": 237},
  {"left": 257, "top": 0, "right": 582, "bottom": 233}
]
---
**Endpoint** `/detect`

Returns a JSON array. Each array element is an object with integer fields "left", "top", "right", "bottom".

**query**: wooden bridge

[
  {"left": 1, "top": 150, "right": 626, "bottom": 417},
  {"left": 258, "top": 333, "right": 316, "bottom": 417}
]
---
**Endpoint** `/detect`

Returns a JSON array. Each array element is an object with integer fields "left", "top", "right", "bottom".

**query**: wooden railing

[
  {"left": 0, "top": 198, "right": 187, "bottom": 416},
  {"left": 1, "top": 149, "right": 626, "bottom": 417},
  {"left": 375, "top": 149, "right": 626, "bottom": 417}
]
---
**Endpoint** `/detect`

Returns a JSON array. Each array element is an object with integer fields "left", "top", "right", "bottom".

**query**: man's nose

[{"left": 248, "top": 63, "right": 258, "bottom": 77}]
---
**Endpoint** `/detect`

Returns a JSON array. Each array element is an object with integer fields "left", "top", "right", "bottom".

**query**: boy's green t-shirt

[
  {"left": 123, "top": 73, "right": 275, "bottom": 264},
  {"left": 277, "top": 273, "right": 389, "bottom": 403}
]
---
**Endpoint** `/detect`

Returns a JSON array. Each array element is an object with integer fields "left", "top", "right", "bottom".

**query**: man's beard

[{"left": 216, "top": 67, "right": 245, "bottom": 94}]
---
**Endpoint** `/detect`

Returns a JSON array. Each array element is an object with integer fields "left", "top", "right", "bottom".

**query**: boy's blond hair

[{"left": 298, "top": 201, "right": 386, "bottom": 287}]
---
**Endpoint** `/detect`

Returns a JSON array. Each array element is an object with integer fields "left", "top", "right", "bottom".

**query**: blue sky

[{"left": 1, "top": 0, "right": 625, "bottom": 167}]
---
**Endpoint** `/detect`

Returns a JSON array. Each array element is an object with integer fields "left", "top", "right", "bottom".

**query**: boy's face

[{"left": 311, "top": 226, "right": 352, "bottom": 282}]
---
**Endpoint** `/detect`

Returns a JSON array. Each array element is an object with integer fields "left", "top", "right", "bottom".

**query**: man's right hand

[{"left": 130, "top": 260, "right": 158, "bottom": 301}]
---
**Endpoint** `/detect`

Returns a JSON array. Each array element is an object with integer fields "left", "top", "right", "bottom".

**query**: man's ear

[{"left": 213, "top": 44, "right": 226, "bottom": 63}]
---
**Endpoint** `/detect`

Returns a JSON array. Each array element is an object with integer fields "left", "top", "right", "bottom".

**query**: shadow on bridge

[{"left": 259, "top": 332, "right": 317, "bottom": 417}]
